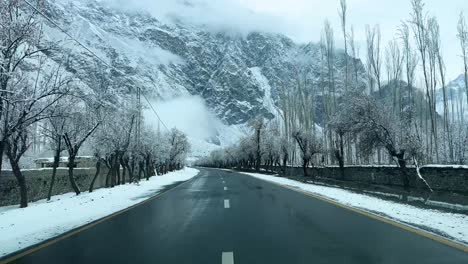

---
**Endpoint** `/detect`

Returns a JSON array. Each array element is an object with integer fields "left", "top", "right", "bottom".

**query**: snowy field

[
  {"left": 240, "top": 171, "right": 468, "bottom": 246},
  {"left": 0, "top": 167, "right": 199, "bottom": 257}
]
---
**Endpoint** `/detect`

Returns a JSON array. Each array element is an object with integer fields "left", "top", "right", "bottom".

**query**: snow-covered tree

[
  {"left": 167, "top": 128, "right": 190, "bottom": 172},
  {"left": 345, "top": 93, "right": 425, "bottom": 189},
  {"left": 293, "top": 130, "right": 322, "bottom": 177},
  {"left": 62, "top": 102, "right": 100, "bottom": 195}
]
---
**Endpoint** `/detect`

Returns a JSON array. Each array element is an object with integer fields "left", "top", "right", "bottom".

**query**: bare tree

[
  {"left": 0, "top": 0, "right": 48, "bottom": 172},
  {"left": 348, "top": 26, "right": 361, "bottom": 88},
  {"left": 293, "top": 130, "right": 322, "bottom": 177},
  {"left": 63, "top": 106, "right": 100, "bottom": 195},
  {"left": 5, "top": 126, "right": 30, "bottom": 208},
  {"left": 428, "top": 18, "right": 453, "bottom": 162},
  {"left": 385, "top": 39, "right": 404, "bottom": 112},
  {"left": 324, "top": 20, "right": 336, "bottom": 110},
  {"left": 366, "top": 24, "right": 382, "bottom": 95},
  {"left": 329, "top": 97, "right": 355, "bottom": 179},
  {"left": 1, "top": 58, "right": 68, "bottom": 207},
  {"left": 167, "top": 128, "right": 190, "bottom": 171},
  {"left": 458, "top": 12, "right": 468, "bottom": 107},
  {"left": 399, "top": 22, "right": 419, "bottom": 124},
  {"left": 43, "top": 111, "right": 67, "bottom": 201},
  {"left": 411, "top": 0, "right": 439, "bottom": 162},
  {"left": 339, "top": 0, "right": 349, "bottom": 92},
  {"left": 249, "top": 118, "right": 265, "bottom": 172},
  {"left": 346, "top": 93, "right": 429, "bottom": 190}
]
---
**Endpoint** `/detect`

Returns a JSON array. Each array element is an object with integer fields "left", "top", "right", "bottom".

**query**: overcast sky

[{"left": 109, "top": 0, "right": 468, "bottom": 81}]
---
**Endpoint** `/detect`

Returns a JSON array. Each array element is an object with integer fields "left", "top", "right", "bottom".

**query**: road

[{"left": 6, "top": 168, "right": 468, "bottom": 264}]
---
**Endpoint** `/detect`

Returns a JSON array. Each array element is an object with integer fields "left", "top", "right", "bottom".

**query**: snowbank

[
  {"left": 0, "top": 167, "right": 199, "bottom": 257},
  {"left": 241, "top": 171, "right": 468, "bottom": 245}
]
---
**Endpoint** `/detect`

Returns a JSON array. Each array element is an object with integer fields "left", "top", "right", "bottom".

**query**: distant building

[{"left": 34, "top": 156, "right": 96, "bottom": 169}]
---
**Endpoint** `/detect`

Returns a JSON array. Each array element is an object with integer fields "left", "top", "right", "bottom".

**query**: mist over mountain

[{"left": 35, "top": 0, "right": 368, "bottom": 150}]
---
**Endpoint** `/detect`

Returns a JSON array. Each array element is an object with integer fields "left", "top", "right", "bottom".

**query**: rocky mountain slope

[{"left": 40, "top": 0, "right": 366, "bottom": 128}]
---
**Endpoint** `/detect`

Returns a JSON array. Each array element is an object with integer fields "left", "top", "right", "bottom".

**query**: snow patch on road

[
  {"left": 241, "top": 171, "right": 468, "bottom": 245},
  {"left": 0, "top": 167, "right": 199, "bottom": 258}
]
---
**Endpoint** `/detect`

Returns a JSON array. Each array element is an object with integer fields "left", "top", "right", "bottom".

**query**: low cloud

[
  {"left": 143, "top": 96, "right": 219, "bottom": 141},
  {"left": 103, "top": 0, "right": 293, "bottom": 38},
  {"left": 102, "top": 0, "right": 467, "bottom": 81}
]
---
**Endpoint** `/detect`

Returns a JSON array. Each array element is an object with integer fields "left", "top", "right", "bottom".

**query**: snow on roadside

[
  {"left": 0, "top": 167, "right": 199, "bottom": 257},
  {"left": 241, "top": 171, "right": 468, "bottom": 245}
]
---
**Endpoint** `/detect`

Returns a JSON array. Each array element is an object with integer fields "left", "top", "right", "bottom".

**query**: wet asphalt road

[{"left": 9, "top": 168, "right": 468, "bottom": 263}]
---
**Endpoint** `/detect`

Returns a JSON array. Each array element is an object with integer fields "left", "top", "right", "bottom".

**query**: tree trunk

[
  {"left": 8, "top": 154, "right": 28, "bottom": 208},
  {"left": 89, "top": 160, "right": 101, "bottom": 193},
  {"left": 302, "top": 158, "right": 309, "bottom": 177},
  {"left": 0, "top": 140, "right": 4, "bottom": 176},
  {"left": 68, "top": 155, "right": 81, "bottom": 195},
  {"left": 145, "top": 155, "right": 151, "bottom": 180},
  {"left": 126, "top": 162, "right": 133, "bottom": 184},
  {"left": 396, "top": 154, "right": 409, "bottom": 190},
  {"left": 120, "top": 156, "right": 126, "bottom": 184},
  {"left": 336, "top": 134, "right": 345, "bottom": 180},
  {"left": 47, "top": 144, "right": 61, "bottom": 201},
  {"left": 282, "top": 155, "right": 288, "bottom": 176},
  {"left": 143, "top": 160, "right": 149, "bottom": 181},
  {"left": 255, "top": 128, "right": 261, "bottom": 172},
  {"left": 138, "top": 161, "right": 143, "bottom": 181},
  {"left": 105, "top": 165, "right": 112, "bottom": 187},
  {"left": 110, "top": 154, "right": 116, "bottom": 188},
  {"left": 116, "top": 156, "right": 121, "bottom": 186},
  {"left": 336, "top": 152, "right": 345, "bottom": 180}
]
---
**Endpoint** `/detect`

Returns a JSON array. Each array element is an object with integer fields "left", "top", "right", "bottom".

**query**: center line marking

[
  {"left": 224, "top": 199, "right": 230, "bottom": 208},
  {"left": 224, "top": 187, "right": 227, "bottom": 191},
  {"left": 222, "top": 252, "right": 234, "bottom": 264}
]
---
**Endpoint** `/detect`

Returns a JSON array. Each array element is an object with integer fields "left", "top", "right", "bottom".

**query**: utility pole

[{"left": 136, "top": 86, "right": 142, "bottom": 149}]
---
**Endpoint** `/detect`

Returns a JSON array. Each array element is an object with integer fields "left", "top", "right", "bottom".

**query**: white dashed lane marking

[
  {"left": 222, "top": 252, "right": 234, "bottom": 264},
  {"left": 224, "top": 199, "right": 230, "bottom": 209}
]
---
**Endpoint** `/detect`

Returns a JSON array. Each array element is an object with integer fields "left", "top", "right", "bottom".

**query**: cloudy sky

[{"left": 110, "top": 0, "right": 468, "bottom": 81}]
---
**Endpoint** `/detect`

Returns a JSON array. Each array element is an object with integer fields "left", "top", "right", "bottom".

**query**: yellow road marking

[
  {"left": 243, "top": 172, "right": 468, "bottom": 253},
  {"left": 0, "top": 176, "right": 198, "bottom": 264}
]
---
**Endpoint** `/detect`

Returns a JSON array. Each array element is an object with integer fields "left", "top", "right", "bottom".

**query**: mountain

[
  {"left": 33, "top": 0, "right": 366, "bottom": 152},
  {"left": 436, "top": 74, "right": 467, "bottom": 118}
]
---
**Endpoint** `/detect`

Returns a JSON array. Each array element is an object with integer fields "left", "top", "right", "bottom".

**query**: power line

[
  {"left": 143, "top": 96, "right": 169, "bottom": 131},
  {"left": 23, "top": 0, "right": 170, "bottom": 132}
]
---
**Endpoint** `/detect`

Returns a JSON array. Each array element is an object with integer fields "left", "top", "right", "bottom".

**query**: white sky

[{"left": 108, "top": 0, "right": 468, "bottom": 81}]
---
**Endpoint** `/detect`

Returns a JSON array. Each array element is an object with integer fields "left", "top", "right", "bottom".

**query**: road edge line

[
  {"left": 240, "top": 171, "right": 468, "bottom": 253},
  {"left": 0, "top": 173, "right": 200, "bottom": 264}
]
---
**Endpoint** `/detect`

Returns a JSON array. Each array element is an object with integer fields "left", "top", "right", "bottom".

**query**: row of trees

[
  {"left": 199, "top": 0, "right": 468, "bottom": 190},
  {"left": 0, "top": 1, "right": 190, "bottom": 208}
]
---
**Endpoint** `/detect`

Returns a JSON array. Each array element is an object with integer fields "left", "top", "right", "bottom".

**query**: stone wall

[
  {"left": 262, "top": 165, "right": 468, "bottom": 193},
  {"left": 0, "top": 167, "right": 110, "bottom": 207}
]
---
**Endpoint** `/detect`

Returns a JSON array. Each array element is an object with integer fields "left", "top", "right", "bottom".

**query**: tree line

[
  {"left": 0, "top": 1, "right": 190, "bottom": 208},
  {"left": 199, "top": 0, "right": 468, "bottom": 190}
]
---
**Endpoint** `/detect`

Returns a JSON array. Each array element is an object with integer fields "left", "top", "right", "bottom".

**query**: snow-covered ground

[
  {"left": 0, "top": 167, "right": 199, "bottom": 257},
  {"left": 240, "top": 171, "right": 468, "bottom": 246}
]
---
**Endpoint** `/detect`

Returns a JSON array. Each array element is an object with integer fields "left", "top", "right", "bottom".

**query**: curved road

[{"left": 5, "top": 168, "right": 468, "bottom": 263}]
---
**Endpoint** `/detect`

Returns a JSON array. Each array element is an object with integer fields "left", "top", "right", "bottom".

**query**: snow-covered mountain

[
  {"left": 437, "top": 74, "right": 467, "bottom": 118},
  {"left": 37, "top": 0, "right": 365, "bottom": 154}
]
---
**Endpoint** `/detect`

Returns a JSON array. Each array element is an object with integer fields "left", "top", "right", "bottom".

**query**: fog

[{"left": 143, "top": 96, "right": 219, "bottom": 142}]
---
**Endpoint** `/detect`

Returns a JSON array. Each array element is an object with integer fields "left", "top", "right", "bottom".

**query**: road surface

[{"left": 5, "top": 168, "right": 468, "bottom": 263}]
